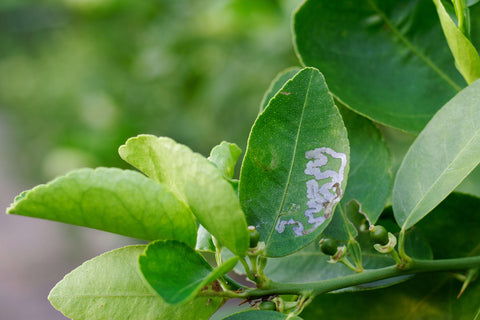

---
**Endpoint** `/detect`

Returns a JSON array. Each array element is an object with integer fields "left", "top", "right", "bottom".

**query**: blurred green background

[
  {"left": 0, "top": 0, "right": 297, "bottom": 319},
  {"left": 0, "top": 0, "right": 298, "bottom": 182}
]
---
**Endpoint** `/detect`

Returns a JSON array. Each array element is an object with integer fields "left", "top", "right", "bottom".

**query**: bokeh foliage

[{"left": 0, "top": 0, "right": 297, "bottom": 181}]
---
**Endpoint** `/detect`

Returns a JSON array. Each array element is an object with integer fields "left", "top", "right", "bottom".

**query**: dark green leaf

[
  {"left": 393, "top": 80, "right": 480, "bottom": 230},
  {"left": 223, "top": 310, "right": 303, "bottom": 320},
  {"left": 416, "top": 192, "right": 480, "bottom": 259},
  {"left": 7, "top": 168, "right": 197, "bottom": 246},
  {"left": 119, "top": 135, "right": 249, "bottom": 257},
  {"left": 49, "top": 246, "right": 223, "bottom": 320},
  {"left": 301, "top": 272, "right": 480, "bottom": 320},
  {"left": 261, "top": 70, "right": 392, "bottom": 226},
  {"left": 260, "top": 67, "right": 301, "bottom": 112},
  {"left": 338, "top": 106, "right": 392, "bottom": 224},
  {"left": 139, "top": 240, "right": 238, "bottom": 304},
  {"left": 240, "top": 67, "right": 350, "bottom": 257},
  {"left": 294, "top": 0, "right": 464, "bottom": 133}
]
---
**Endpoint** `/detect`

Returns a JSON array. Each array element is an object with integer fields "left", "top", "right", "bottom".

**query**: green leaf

[
  {"left": 139, "top": 240, "right": 238, "bottom": 304},
  {"left": 223, "top": 310, "right": 303, "bottom": 320},
  {"left": 260, "top": 67, "right": 301, "bottom": 112},
  {"left": 294, "top": 0, "right": 464, "bottom": 133},
  {"left": 416, "top": 192, "right": 480, "bottom": 259},
  {"left": 261, "top": 71, "right": 392, "bottom": 226},
  {"left": 119, "top": 135, "right": 249, "bottom": 257},
  {"left": 208, "top": 141, "right": 242, "bottom": 179},
  {"left": 7, "top": 168, "right": 196, "bottom": 246},
  {"left": 49, "top": 245, "right": 223, "bottom": 320},
  {"left": 196, "top": 224, "right": 216, "bottom": 252},
  {"left": 393, "top": 80, "right": 480, "bottom": 230},
  {"left": 239, "top": 67, "right": 350, "bottom": 257},
  {"left": 301, "top": 272, "right": 480, "bottom": 320},
  {"left": 338, "top": 105, "right": 392, "bottom": 224},
  {"left": 433, "top": 0, "right": 480, "bottom": 84}
]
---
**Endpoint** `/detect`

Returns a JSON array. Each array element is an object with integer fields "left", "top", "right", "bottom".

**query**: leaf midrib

[
  {"left": 266, "top": 70, "right": 315, "bottom": 247},
  {"left": 367, "top": 0, "right": 462, "bottom": 92}
]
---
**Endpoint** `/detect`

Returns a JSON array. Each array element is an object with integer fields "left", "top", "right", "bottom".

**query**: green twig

[{"left": 199, "top": 255, "right": 480, "bottom": 299}]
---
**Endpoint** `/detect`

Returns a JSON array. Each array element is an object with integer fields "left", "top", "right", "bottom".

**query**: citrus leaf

[
  {"left": 7, "top": 168, "right": 197, "bottom": 246},
  {"left": 208, "top": 141, "right": 242, "bottom": 179},
  {"left": 119, "top": 135, "right": 249, "bottom": 257},
  {"left": 416, "top": 192, "right": 480, "bottom": 259},
  {"left": 196, "top": 224, "right": 216, "bottom": 252},
  {"left": 393, "top": 80, "right": 480, "bottom": 229},
  {"left": 294, "top": 0, "right": 464, "bottom": 133},
  {"left": 260, "top": 67, "right": 301, "bottom": 112},
  {"left": 139, "top": 240, "right": 238, "bottom": 304},
  {"left": 261, "top": 70, "right": 392, "bottom": 226},
  {"left": 49, "top": 246, "right": 223, "bottom": 320},
  {"left": 338, "top": 105, "right": 392, "bottom": 224},
  {"left": 433, "top": 0, "right": 480, "bottom": 84},
  {"left": 222, "top": 310, "right": 303, "bottom": 320},
  {"left": 239, "top": 67, "right": 350, "bottom": 257},
  {"left": 301, "top": 272, "right": 480, "bottom": 320}
]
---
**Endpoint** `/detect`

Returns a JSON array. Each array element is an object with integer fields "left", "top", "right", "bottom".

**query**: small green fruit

[
  {"left": 319, "top": 238, "right": 338, "bottom": 256},
  {"left": 248, "top": 226, "right": 260, "bottom": 248},
  {"left": 370, "top": 225, "right": 389, "bottom": 246},
  {"left": 258, "top": 301, "right": 276, "bottom": 311}
]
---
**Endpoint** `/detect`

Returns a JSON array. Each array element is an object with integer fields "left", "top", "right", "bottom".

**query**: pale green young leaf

[
  {"left": 294, "top": 0, "right": 464, "bottom": 133},
  {"left": 239, "top": 67, "right": 350, "bottom": 257},
  {"left": 7, "top": 168, "right": 197, "bottom": 246},
  {"left": 119, "top": 135, "right": 249, "bottom": 256},
  {"left": 208, "top": 141, "right": 242, "bottom": 179},
  {"left": 393, "top": 80, "right": 480, "bottom": 229},
  {"left": 223, "top": 310, "right": 303, "bottom": 320},
  {"left": 139, "top": 240, "right": 238, "bottom": 304},
  {"left": 433, "top": 0, "right": 480, "bottom": 84},
  {"left": 49, "top": 246, "right": 223, "bottom": 320},
  {"left": 196, "top": 224, "right": 216, "bottom": 252}
]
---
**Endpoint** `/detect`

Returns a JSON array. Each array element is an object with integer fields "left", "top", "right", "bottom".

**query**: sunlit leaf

[
  {"left": 7, "top": 168, "right": 197, "bottom": 246},
  {"left": 208, "top": 141, "right": 242, "bottom": 179},
  {"left": 49, "top": 246, "right": 223, "bottom": 320},
  {"left": 433, "top": 0, "right": 480, "bottom": 84},
  {"left": 393, "top": 80, "right": 480, "bottom": 230},
  {"left": 240, "top": 67, "right": 349, "bottom": 257},
  {"left": 119, "top": 135, "right": 249, "bottom": 256},
  {"left": 139, "top": 240, "right": 238, "bottom": 304}
]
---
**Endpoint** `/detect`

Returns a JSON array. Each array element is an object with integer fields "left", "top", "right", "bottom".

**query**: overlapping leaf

[
  {"left": 393, "top": 79, "right": 480, "bottom": 230},
  {"left": 240, "top": 67, "right": 350, "bottom": 257},
  {"left": 139, "top": 240, "right": 238, "bottom": 304},
  {"left": 294, "top": 0, "right": 464, "bottom": 133},
  {"left": 433, "top": 0, "right": 480, "bottom": 84},
  {"left": 49, "top": 246, "right": 223, "bottom": 320},
  {"left": 7, "top": 168, "right": 197, "bottom": 246},
  {"left": 301, "top": 272, "right": 480, "bottom": 320},
  {"left": 119, "top": 135, "right": 249, "bottom": 256},
  {"left": 222, "top": 310, "right": 303, "bottom": 320},
  {"left": 260, "top": 68, "right": 391, "bottom": 234}
]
